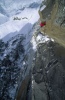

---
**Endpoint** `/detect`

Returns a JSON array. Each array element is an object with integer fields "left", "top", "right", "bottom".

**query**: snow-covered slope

[
  {"left": 0, "top": 0, "right": 42, "bottom": 41},
  {"left": 0, "top": 13, "right": 8, "bottom": 24},
  {"left": 0, "top": 8, "right": 39, "bottom": 42},
  {"left": 0, "top": 0, "right": 42, "bottom": 16}
]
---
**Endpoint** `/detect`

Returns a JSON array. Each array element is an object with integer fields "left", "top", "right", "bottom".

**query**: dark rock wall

[{"left": 32, "top": 33, "right": 65, "bottom": 100}]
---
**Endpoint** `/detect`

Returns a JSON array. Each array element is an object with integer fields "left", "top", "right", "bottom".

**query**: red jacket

[{"left": 40, "top": 22, "right": 46, "bottom": 27}]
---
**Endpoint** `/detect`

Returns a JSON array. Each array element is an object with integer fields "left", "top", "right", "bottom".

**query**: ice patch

[
  {"left": 36, "top": 34, "right": 43, "bottom": 41},
  {"left": 36, "top": 33, "right": 50, "bottom": 43},
  {"left": 51, "top": 38, "right": 54, "bottom": 42},
  {"left": 40, "top": 5, "right": 46, "bottom": 11},
  {"left": 31, "top": 36, "right": 37, "bottom": 51},
  {"left": 23, "top": 61, "right": 26, "bottom": 65}
]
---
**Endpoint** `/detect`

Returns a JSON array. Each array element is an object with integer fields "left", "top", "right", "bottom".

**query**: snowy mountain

[
  {"left": 0, "top": 1, "right": 64, "bottom": 100},
  {"left": 0, "top": 0, "right": 42, "bottom": 16},
  {"left": 0, "top": 0, "right": 42, "bottom": 40}
]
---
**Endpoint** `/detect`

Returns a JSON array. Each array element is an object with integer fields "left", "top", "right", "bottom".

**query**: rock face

[
  {"left": 0, "top": 33, "right": 33, "bottom": 100},
  {"left": 32, "top": 32, "right": 65, "bottom": 100},
  {"left": 39, "top": 0, "right": 65, "bottom": 47}
]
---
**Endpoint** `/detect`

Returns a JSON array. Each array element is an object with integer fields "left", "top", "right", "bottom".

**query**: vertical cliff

[
  {"left": 32, "top": 1, "right": 65, "bottom": 98},
  {"left": 39, "top": 0, "right": 65, "bottom": 47},
  {"left": 32, "top": 26, "right": 65, "bottom": 100}
]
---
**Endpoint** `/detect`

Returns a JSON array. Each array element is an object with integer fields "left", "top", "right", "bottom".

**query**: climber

[{"left": 40, "top": 21, "right": 46, "bottom": 27}]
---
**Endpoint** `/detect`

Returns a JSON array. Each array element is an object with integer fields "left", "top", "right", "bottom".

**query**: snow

[
  {"left": 36, "top": 34, "right": 50, "bottom": 43},
  {"left": 37, "top": 34, "right": 42, "bottom": 41},
  {"left": 23, "top": 61, "right": 26, "bottom": 65},
  {"left": 51, "top": 38, "right": 54, "bottom": 42},
  {"left": 31, "top": 32, "right": 50, "bottom": 52},
  {"left": 31, "top": 37, "right": 37, "bottom": 51},
  {"left": 0, "top": 13, "right": 8, "bottom": 24},
  {"left": 0, "top": 8, "right": 39, "bottom": 42},
  {"left": 40, "top": 5, "right": 46, "bottom": 11},
  {"left": 0, "top": 0, "right": 42, "bottom": 16}
]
